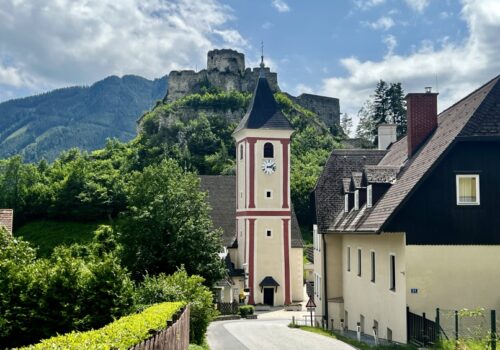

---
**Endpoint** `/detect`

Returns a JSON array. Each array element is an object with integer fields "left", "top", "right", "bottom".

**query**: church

[{"left": 200, "top": 60, "right": 304, "bottom": 306}]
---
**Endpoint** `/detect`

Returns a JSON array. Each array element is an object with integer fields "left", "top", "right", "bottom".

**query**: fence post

[
  {"left": 491, "top": 310, "right": 497, "bottom": 350},
  {"left": 455, "top": 310, "right": 459, "bottom": 341},
  {"left": 436, "top": 308, "right": 440, "bottom": 341}
]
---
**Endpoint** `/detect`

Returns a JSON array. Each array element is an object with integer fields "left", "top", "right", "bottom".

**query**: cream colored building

[
  {"left": 313, "top": 76, "right": 500, "bottom": 344},
  {"left": 201, "top": 62, "right": 303, "bottom": 306}
]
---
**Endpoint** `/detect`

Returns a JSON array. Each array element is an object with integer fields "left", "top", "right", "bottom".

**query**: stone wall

[
  {"left": 0, "top": 209, "right": 13, "bottom": 234},
  {"left": 207, "top": 49, "right": 245, "bottom": 74},
  {"left": 286, "top": 93, "right": 340, "bottom": 130}
]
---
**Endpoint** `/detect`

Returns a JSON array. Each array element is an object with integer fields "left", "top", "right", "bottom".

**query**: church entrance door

[{"left": 263, "top": 287, "right": 274, "bottom": 306}]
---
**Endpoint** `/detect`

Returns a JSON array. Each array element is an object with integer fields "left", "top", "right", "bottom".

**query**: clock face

[{"left": 262, "top": 159, "right": 277, "bottom": 175}]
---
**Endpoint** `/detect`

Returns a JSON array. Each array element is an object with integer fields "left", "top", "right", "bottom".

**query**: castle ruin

[{"left": 165, "top": 49, "right": 340, "bottom": 130}]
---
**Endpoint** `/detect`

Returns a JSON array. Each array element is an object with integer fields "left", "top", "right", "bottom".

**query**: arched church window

[
  {"left": 240, "top": 144, "right": 244, "bottom": 160},
  {"left": 264, "top": 142, "right": 274, "bottom": 158}
]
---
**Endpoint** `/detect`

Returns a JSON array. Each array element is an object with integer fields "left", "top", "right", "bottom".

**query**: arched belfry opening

[{"left": 264, "top": 142, "right": 274, "bottom": 158}]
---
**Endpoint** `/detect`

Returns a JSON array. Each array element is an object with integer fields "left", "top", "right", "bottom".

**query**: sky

[{"left": 1, "top": 0, "right": 500, "bottom": 129}]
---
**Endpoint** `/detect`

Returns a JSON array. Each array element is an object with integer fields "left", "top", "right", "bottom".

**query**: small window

[
  {"left": 456, "top": 174, "right": 480, "bottom": 205},
  {"left": 367, "top": 185, "right": 373, "bottom": 208},
  {"left": 264, "top": 142, "right": 274, "bottom": 158},
  {"left": 265, "top": 190, "right": 272, "bottom": 198},
  {"left": 371, "top": 251, "right": 376, "bottom": 283},
  {"left": 390, "top": 254, "right": 396, "bottom": 291},
  {"left": 344, "top": 194, "right": 349, "bottom": 212},
  {"left": 357, "top": 249, "right": 362, "bottom": 277},
  {"left": 347, "top": 246, "right": 351, "bottom": 271},
  {"left": 313, "top": 225, "right": 320, "bottom": 251},
  {"left": 239, "top": 144, "right": 244, "bottom": 160},
  {"left": 354, "top": 190, "right": 359, "bottom": 210},
  {"left": 387, "top": 328, "right": 393, "bottom": 342},
  {"left": 266, "top": 229, "right": 272, "bottom": 237}
]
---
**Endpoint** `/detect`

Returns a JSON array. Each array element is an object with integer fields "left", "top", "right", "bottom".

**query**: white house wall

[
  {"left": 342, "top": 233, "right": 407, "bottom": 343},
  {"left": 406, "top": 245, "right": 500, "bottom": 318}
]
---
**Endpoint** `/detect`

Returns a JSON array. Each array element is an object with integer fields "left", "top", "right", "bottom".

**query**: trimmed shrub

[
  {"left": 238, "top": 305, "right": 255, "bottom": 318},
  {"left": 133, "top": 268, "right": 218, "bottom": 345},
  {"left": 22, "top": 302, "right": 185, "bottom": 349}
]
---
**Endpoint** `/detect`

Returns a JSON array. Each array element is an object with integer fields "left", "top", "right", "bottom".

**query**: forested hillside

[{"left": 0, "top": 75, "right": 168, "bottom": 162}]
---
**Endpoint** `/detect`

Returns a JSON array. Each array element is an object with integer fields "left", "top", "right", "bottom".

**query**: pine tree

[
  {"left": 340, "top": 113, "right": 353, "bottom": 137},
  {"left": 387, "top": 82, "right": 407, "bottom": 138},
  {"left": 372, "top": 80, "right": 390, "bottom": 137}
]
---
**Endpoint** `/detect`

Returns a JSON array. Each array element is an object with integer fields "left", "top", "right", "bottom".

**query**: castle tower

[{"left": 233, "top": 60, "right": 294, "bottom": 306}]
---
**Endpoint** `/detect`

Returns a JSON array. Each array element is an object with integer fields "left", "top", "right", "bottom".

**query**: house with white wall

[{"left": 312, "top": 75, "right": 500, "bottom": 343}]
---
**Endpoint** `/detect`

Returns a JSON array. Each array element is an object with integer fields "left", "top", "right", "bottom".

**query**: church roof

[
  {"left": 200, "top": 175, "right": 303, "bottom": 248},
  {"left": 259, "top": 276, "right": 280, "bottom": 287},
  {"left": 234, "top": 70, "right": 293, "bottom": 133}
]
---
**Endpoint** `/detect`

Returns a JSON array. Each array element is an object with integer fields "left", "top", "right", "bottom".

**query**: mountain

[{"left": 0, "top": 75, "right": 168, "bottom": 162}]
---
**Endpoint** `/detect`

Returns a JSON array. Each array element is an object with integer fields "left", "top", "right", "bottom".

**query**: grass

[
  {"left": 14, "top": 220, "right": 105, "bottom": 257},
  {"left": 189, "top": 339, "right": 211, "bottom": 350},
  {"left": 290, "top": 324, "right": 417, "bottom": 350}
]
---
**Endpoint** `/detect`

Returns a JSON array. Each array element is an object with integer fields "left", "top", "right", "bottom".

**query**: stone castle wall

[
  {"left": 165, "top": 49, "right": 340, "bottom": 129},
  {"left": 286, "top": 93, "right": 340, "bottom": 130}
]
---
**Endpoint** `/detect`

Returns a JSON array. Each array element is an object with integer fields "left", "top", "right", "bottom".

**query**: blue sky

[{"left": 1, "top": 0, "right": 499, "bottom": 127}]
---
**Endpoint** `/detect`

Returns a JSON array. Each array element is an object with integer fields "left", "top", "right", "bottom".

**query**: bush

[
  {"left": 22, "top": 302, "right": 184, "bottom": 349},
  {"left": 0, "top": 227, "right": 134, "bottom": 348},
  {"left": 238, "top": 305, "right": 255, "bottom": 318},
  {"left": 133, "top": 268, "right": 218, "bottom": 345}
]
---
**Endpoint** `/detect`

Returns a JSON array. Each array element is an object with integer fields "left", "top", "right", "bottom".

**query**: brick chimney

[
  {"left": 378, "top": 124, "right": 397, "bottom": 150},
  {"left": 0, "top": 209, "right": 13, "bottom": 234},
  {"left": 406, "top": 87, "right": 438, "bottom": 157}
]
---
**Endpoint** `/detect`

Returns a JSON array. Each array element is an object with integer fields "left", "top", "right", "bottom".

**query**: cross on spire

[{"left": 259, "top": 41, "right": 265, "bottom": 78}]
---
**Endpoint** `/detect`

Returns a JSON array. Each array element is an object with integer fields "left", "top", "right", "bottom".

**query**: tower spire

[{"left": 259, "top": 41, "right": 265, "bottom": 78}]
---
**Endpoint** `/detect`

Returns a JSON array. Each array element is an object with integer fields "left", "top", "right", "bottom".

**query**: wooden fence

[{"left": 129, "top": 305, "right": 190, "bottom": 350}]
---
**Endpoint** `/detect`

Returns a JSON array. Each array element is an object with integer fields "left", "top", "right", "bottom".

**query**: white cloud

[
  {"left": 404, "top": 0, "right": 430, "bottom": 13},
  {"left": 295, "top": 83, "right": 314, "bottom": 95},
  {"left": 318, "top": 0, "right": 500, "bottom": 130},
  {"left": 382, "top": 34, "right": 397, "bottom": 56},
  {"left": 353, "top": 0, "right": 385, "bottom": 10},
  {"left": 0, "top": 0, "right": 247, "bottom": 100},
  {"left": 272, "top": 0, "right": 290, "bottom": 13},
  {"left": 362, "top": 16, "right": 395, "bottom": 31}
]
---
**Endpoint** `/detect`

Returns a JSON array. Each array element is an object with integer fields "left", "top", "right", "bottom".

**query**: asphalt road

[{"left": 207, "top": 318, "right": 357, "bottom": 350}]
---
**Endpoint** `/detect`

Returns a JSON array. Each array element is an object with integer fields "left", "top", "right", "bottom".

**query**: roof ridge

[{"left": 438, "top": 75, "right": 500, "bottom": 117}]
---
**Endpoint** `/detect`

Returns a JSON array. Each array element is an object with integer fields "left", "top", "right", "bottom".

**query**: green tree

[
  {"left": 387, "top": 82, "right": 407, "bottom": 138},
  {"left": 340, "top": 113, "right": 353, "bottom": 136},
  {"left": 119, "top": 159, "right": 225, "bottom": 285}
]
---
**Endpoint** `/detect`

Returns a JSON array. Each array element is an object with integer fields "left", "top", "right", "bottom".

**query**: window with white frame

[
  {"left": 389, "top": 254, "right": 396, "bottom": 291},
  {"left": 456, "top": 174, "right": 480, "bottom": 205},
  {"left": 354, "top": 190, "right": 359, "bottom": 210},
  {"left": 357, "top": 248, "right": 362, "bottom": 277},
  {"left": 347, "top": 246, "right": 351, "bottom": 271},
  {"left": 265, "top": 229, "right": 272, "bottom": 238},
  {"left": 345, "top": 194, "right": 349, "bottom": 212},
  {"left": 367, "top": 185, "right": 373, "bottom": 208}
]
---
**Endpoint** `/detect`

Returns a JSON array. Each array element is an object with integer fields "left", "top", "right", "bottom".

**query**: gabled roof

[
  {"left": 0, "top": 209, "right": 13, "bottom": 234},
  {"left": 316, "top": 75, "right": 500, "bottom": 234},
  {"left": 313, "top": 150, "right": 387, "bottom": 233},
  {"left": 351, "top": 172, "right": 363, "bottom": 189},
  {"left": 200, "top": 175, "right": 303, "bottom": 248},
  {"left": 234, "top": 71, "right": 293, "bottom": 133}
]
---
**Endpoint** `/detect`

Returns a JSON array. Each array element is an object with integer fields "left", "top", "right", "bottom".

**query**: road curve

[{"left": 207, "top": 318, "right": 357, "bottom": 350}]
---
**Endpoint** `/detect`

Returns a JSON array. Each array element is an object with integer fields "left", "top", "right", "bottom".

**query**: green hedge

[
  {"left": 22, "top": 302, "right": 185, "bottom": 349},
  {"left": 238, "top": 305, "right": 255, "bottom": 318}
]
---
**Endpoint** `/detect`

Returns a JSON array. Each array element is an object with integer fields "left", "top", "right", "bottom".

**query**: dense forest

[{"left": 0, "top": 75, "right": 168, "bottom": 162}]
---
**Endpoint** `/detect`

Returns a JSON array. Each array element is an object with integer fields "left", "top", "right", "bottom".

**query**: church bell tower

[{"left": 233, "top": 57, "right": 294, "bottom": 306}]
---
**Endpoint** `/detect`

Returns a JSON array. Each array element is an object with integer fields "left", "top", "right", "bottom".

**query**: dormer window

[
  {"left": 344, "top": 194, "right": 349, "bottom": 212},
  {"left": 456, "top": 174, "right": 480, "bottom": 205},
  {"left": 367, "top": 185, "right": 373, "bottom": 208},
  {"left": 264, "top": 142, "right": 274, "bottom": 158},
  {"left": 354, "top": 190, "right": 359, "bottom": 210}
]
